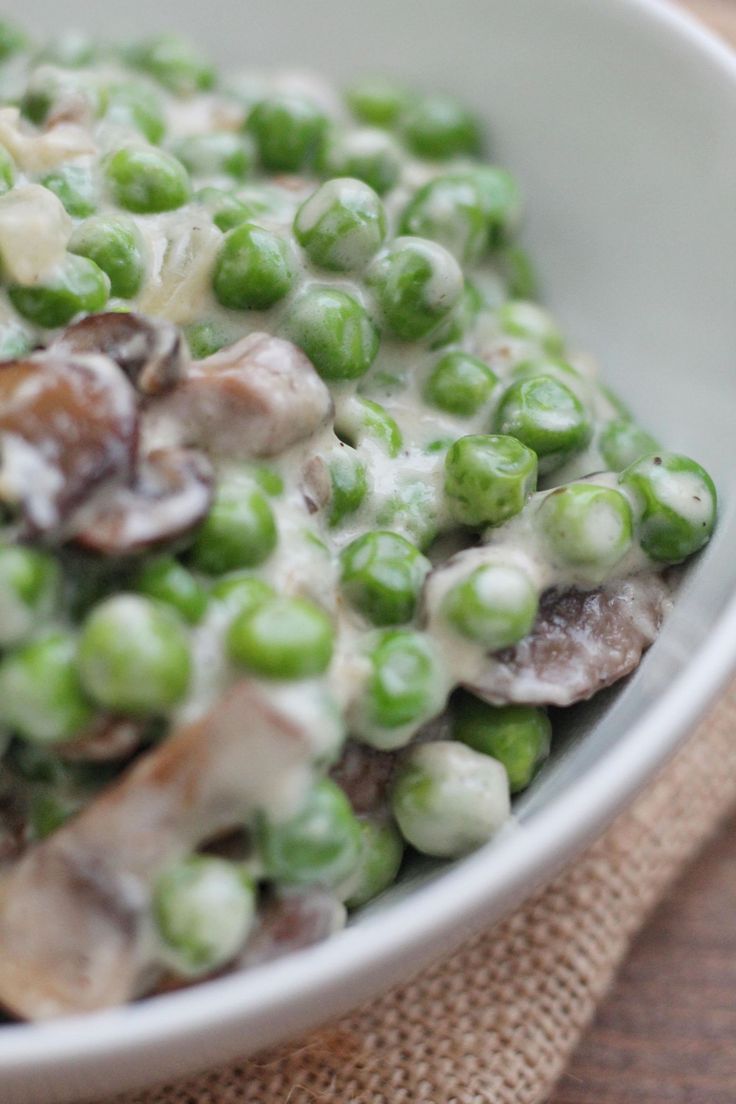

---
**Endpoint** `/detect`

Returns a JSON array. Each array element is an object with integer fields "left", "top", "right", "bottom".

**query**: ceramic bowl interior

[{"left": 1, "top": 2, "right": 735, "bottom": 1101}]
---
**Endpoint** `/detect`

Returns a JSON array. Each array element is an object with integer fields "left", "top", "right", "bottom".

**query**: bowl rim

[{"left": 0, "top": 0, "right": 735, "bottom": 1081}]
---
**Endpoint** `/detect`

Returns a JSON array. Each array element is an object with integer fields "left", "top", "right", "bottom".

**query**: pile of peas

[{"left": 0, "top": 21, "right": 718, "bottom": 984}]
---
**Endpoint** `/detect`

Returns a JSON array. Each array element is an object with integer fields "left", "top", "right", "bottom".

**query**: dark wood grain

[{"left": 549, "top": 813, "right": 736, "bottom": 1103}]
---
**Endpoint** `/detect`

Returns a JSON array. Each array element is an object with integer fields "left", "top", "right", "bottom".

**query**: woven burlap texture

[{"left": 105, "top": 680, "right": 736, "bottom": 1104}]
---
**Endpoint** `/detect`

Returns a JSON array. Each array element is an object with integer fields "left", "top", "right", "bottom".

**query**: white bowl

[{"left": 2, "top": 1, "right": 736, "bottom": 1100}]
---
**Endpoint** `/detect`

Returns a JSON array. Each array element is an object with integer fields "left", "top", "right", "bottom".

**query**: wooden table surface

[{"left": 550, "top": 3, "right": 736, "bottom": 1100}]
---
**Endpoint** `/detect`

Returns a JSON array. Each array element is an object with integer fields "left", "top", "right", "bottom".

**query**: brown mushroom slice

[
  {"left": 239, "top": 888, "right": 346, "bottom": 970},
  {"left": 465, "top": 574, "right": 672, "bottom": 708},
  {"left": 53, "top": 313, "right": 188, "bottom": 397},
  {"left": 73, "top": 447, "right": 214, "bottom": 556},
  {"left": 330, "top": 742, "right": 396, "bottom": 816},
  {"left": 0, "top": 354, "right": 138, "bottom": 536},
  {"left": 55, "top": 716, "right": 146, "bottom": 763},
  {"left": 149, "top": 332, "right": 334, "bottom": 459},
  {"left": 0, "top": 680, "right": 317, "bottom": 1020}
]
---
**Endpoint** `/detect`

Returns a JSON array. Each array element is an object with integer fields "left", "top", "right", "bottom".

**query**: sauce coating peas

[
  {"left": 367, "top": 236, "right": 464, "bottom": 341},
  {"left": 210, "top": 574, "right": 274, "bottom": 619},
  {"left": 41, "top": 164, "right": 97, "bottom": 218},
  {"left": 340, "top": 531, "right": 430, "bottom": 626},
  {"left": 9, "top": 254, "right": 110, "bottom": 328},
  {"left": 327, "top": 448, "right": 369, "bottom": 527},
  {"left": 444, "top": 434, "right": 538, "bottom": 527},
  {"left": 294, "top": 178, "right": 387, "bottom": 272},
  {"left": 134, "top": 557, "right": 208, "bottom": 625},
  {"left": 599, "top": 418, "right": 659, "bottom": 472},
  {"left": 213, "top": 222, "right": 295, "bottom": 311},
  {"left": 246, "top": 94, "right": 328, "bottom": 173},
  {"left": 463, "top": 166, "right": 521, "bottom": 246},
  {"left": 423, "top": 351, "right": 497, "bottom": 416},
  {"left": 69, "top": 214, "right": 146, "bottom": 299},
  {"left": 0, "top": 545, "right": 59, "bottom": 647},
  {"left": 106, "top": 145, "right": 191, "bottom": 214},
  {"left": 105, "top": 82, "right": 166, "bottom": 145},
  {"left": 536, "top": 483, "right": 633, "bottom": 575},
  {"left": 154, "top": 857, "right": 255, "bottom": 977},
  {"left": 351, "top": 629, "right": 444, "bottom": 748},
  {"left": 493, "top": 376, "right": 592, "bottom": 475},
  {"left": 321, "top": 127, "right": 402, "bottom": 195},
  {"left": 453, "top": 694, "right": 551, "bottom": 793},
  {"left": 391, "top": 741, "right": 510, "bottom": 857},
  {"left": 345, "top": 77, "right": 409, "bottom": 128},
  {"left": 227, "top": 594, "right": 334, "bottom": 678},
  {"left": 283, "top": 287, "right": 379, "bottom": 380},
  {"left": 0, "top": 632, "right": 93, "bottom": 745},
  {"left": 620, "top": 453, "right": 717, "bottom": 563},
  {"left": 0, "top": 146, "right": 14, "bottom": 196},
  {"left": 335, "top": 397, "right": 403, "bottom": 456},
  {"left": 496, "top": 300, "right": 564, "bottom": 355},
  {"left": 256, "top": 778, "right": 362, "bottom": 887},
  {"left": 441, "top": 563, "right": 538, "bottom": 649},
  {"left": 78, "top": 595, "right": 191, "bottom": 714},
  {"left": 125, "top": 34, "right": 216, "bottom": 96},
  {"left": 172, "top": 132, "right": 255, "bottom": 181},
  {"left": 190, "top": 480, "right": 277, "bottom": 574},
  {"left": 400, "top": 174, "right": 489, "bottom": 265},
  {"left": 400, "top": 93, "right": 482, "bottom": 161},
  {"left": 195, "top": 187, "right": 251, "bottom": 232}
]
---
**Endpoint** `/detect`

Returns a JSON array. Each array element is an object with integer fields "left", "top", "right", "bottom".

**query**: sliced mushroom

[
  {"left": 301, "top": 454, "right": 332, "bottom": 515},
  {"left": 0, "top": 353, "right": 138, "bottom": 536},
  {"left": 148, "top": 332, "right": 334, "bottom": 459},
  {"left": 53, "top": 313, "right": 189, "bottom": 397},
  {"left": 239, "top": 888, "right": 346, "bottom": 970},
  {"left": 330, "top": 742, "right": 396, "bottom": 816},
  {"left": 56, "top": 717, "right": 146, "bottom": 763},
  {"left": 465, "top": 574, "right": 672, "bottom": 708},
  {"left": 0, "top": 679, "right": 316, "bottom": 1019},
  {"left": 73, "top": 447, "right": 214, "bottom": 556}
]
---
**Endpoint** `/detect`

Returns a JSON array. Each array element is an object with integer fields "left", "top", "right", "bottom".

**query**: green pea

[
  {"left": 105, "top": 145, "right": 190, "bottom": 214},
  {"left": 444, "top": 434, "right": 538, "bottom": 527},
  {"left": 283, "top": 286, "right": 378, "bottom": 381},
  {"left": 496, "top": 300, "right": 564, "bottom": 355},
  {"left": 400, "top": 174, "right": 488, "bottom": 264},
  {"left": 78, "top": 595, "right": 191, "bottom": 714},
  {"left": 105, "top": 82, "right": 166, "bottom": 145},
  {"left": 462, "top": 166, "right": 521, "bottom": 246},
  {"left": 134, "top": 557, "right": 208, "bottom": 625},
  {"left": 154, "top": 856, "right": 255, "bottom": 977},
  {"left": 252, "top": 466, "right": 284, "bottom": 496},
  {"left": 537, "top": 483, "right": 634, "bottom": 574},
  {"left": 344, "top": 819, "right": 404, "bottom": 908},
  {"left": 294, "top": 177, "right": 386, "bottom": 272},
  {"left": 336, "top": 397, "right": 403, "bottom": 457},
  {"left": 0, "top": 632, "right": 93, "bottom": 745},
  {"left": 195, "top": 186, "right": 252, "bottom": 232},
  {"left": 345, "top": 78, "right": 409, "bottom": 127},
  {"left": 453, "top": 693, "right": 551, "bottom": 793},
  {"left": 22, "top": 70, "right": 104, "bottom": 127},
  {"left": 0, "top": 545, "right": 60, "bottom": 647},
  {"left": 125, "top": 35, "right": 216, "bottom": 97},
  {"left": 619, "top": 453, "right": 717, "bottom": 564},
  {"left": 428, "top": 279, "right": 485, "bottom": 350},
  {"left": 0, "top": 323, "right": 32, "bottom": 360},
  {"left": 401, "top": 93, "right": 481, "bottom": 160},
  {"left": 374, "top": 479, "right": 440, "bottom": 552},
  {"left": 29, "top": 790, "right": 76, "bottom": 840},
  {"left": 352, "top": 629, "right": 444, "bottom": 748},
  {"left": 69, "top": 214, "right": 146, "bottom": 299},
  {"left": 328, "top": 448, "right": 368, "bottom": 527},
  {"left": 442, "top": 563, "right": 538, "bottom": 649},
  {"left": 0, "top": 19, "right": 27, "bottom": 62},
  {"left": 0, "top": 146, "right": 15, "bottom": 196},
  {"left": 599, "top": 418, "right": 660, "bottom": 472},
  {"left": 184, "top": 320, "right": 230, "bottom": 359},
  {"left": 246, "top": 94, "right": 328, "bottom": 173},
  {"left": 321, "top": 127, "right": 402, "bottom": 195},
  {"left": 493, "top": 376, "right": 592, "bottom": 475},
  {"left": 227, "top": 594, "right": 334, "bottom": 679},
  {"left": 340, "top": 531, "right": 429, "bottom": 626},
  {"left": 367, "top": 236, "right": 464, "bottom": 341},
  {"left": 190, "top": 480, "right": 277, "bottom": 574},
  {"left": 9, "top": 254, "right": 110, "bottom": 329},
  {"left": 423, "top": 351, "right": 497, "bottom": 417},
  {"left": 391, "top": 740, "right": 509, "bottom": 857},
  {"left": 499, "top": 245, "right": 537, "bottom": 300},
  {"left": 210, "top": 574, "right": 274, "bottom": 619},
  {"left": 213, "top": 222, "right": 294, "bottom": 311},
  {"left": 257, "top": 778, "right": 361, "bottom": 887},
  {"left": 172, "top": 131, "right": 255, "bottom": 181}
]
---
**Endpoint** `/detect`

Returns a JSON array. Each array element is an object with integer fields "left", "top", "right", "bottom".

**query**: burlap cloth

[
  {"left": 102, "top": 679, "right": 736, "bottom": 1104},
  {"left": 95, "top": 4, "right": 736, "bottom": 1101}
]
